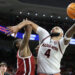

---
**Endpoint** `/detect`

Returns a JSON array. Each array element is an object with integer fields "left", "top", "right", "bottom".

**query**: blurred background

[{"left": 0, "top": 0, "right": 75, "bottom": 75}]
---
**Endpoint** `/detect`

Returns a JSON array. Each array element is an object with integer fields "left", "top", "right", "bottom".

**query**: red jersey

[{"left": 16, "top": 51, "right": 35, "bottom": 75}]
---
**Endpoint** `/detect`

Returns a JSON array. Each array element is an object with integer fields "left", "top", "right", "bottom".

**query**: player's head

[
  {"left": 0, "top": 62, "right": 7, "bottom": 72},
  {"left": 50, "top": 26, "right": 64, "bottom": 39},
  {"left": 13, "top": 39, "right": 22, "bottom": 49}
]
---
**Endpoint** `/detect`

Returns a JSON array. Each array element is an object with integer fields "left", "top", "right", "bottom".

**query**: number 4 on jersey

[{"left": 44, "top": 49, "right": 51, "bottom": 58}]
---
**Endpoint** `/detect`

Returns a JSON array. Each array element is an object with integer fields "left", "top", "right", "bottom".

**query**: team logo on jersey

[{"left": 54, "top": 41, "right": 58, "bottom": 45}]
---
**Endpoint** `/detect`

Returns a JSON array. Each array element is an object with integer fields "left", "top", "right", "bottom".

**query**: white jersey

[{"left": 36, "top": 27, "right": 69, "bottom": 74}]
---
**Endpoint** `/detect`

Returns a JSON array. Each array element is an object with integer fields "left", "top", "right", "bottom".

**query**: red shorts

[{"left": 38, "top": 73, "right": 61, "bottom": 75}]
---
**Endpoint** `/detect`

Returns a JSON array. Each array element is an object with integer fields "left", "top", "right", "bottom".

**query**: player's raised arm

[
  {"left": 64, "top": 23, "right": 75, "bottom": 45},
  {"left": 17, "top": 19, "right": 38, "bottom": 32},
  {"left": 6, "top": 19, "right": 38, "bottom": 36},
  {"left": 17, "top": 19, "right": 50, "bottom": 42},
  {"left": 19, "top": 25, "right": 32, "bottom": 57},
  {"left": 20, "top": 25, "right": 32, "bottom": 50},
  {"left": 6, "top": 19, "right": 49, "bottom": 43}
]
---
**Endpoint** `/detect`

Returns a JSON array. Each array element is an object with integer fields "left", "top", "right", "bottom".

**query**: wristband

[{"left": 64, "top": 36, "right": 71, "bottom": 40}]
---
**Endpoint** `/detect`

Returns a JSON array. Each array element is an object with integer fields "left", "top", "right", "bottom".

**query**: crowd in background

[{"left": 0, "top": 59, "right": 75, "bottom": 75}]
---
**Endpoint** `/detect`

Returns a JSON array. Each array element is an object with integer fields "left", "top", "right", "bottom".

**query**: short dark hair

[
  {"left": 13, "top": 39, "right": 22, "bottom": 46},
  {"left": 0, "top": 62, "right": 7, "bottom": 67}
]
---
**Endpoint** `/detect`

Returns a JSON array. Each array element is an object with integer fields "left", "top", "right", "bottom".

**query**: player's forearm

[
  {"left": 24, "top": 30, "right": 32, "bottom": 43},
  {"left": 65, "top": 23, "right": 75, "bottom": 37},
  {"left": 20, "top": 32, "right": 31, "bottom": 50},
  {"left": 24, "top": 25, "right": 32, "bottom": 41},
  {"left": 20, "top": 25, "right": 32, "bottom": 49},
  {"left": 17, "top": 19, "right": 38, "bottom": 33},
  {"left": 17, "top": 20, "right": 27, "bottom": 30}
]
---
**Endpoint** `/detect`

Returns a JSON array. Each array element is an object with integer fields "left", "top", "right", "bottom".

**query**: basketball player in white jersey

[{"left": 6, "top": 19, "right": 75, "bottom": 75}]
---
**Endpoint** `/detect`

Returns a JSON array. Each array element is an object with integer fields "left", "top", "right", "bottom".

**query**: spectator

[{"left": 0, "top": 62, "right": 10, "bottom": 75}]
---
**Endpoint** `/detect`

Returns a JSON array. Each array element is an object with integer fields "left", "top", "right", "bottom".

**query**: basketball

[{"left": 67, "top": 3, "right": 75, "bottom": 19}]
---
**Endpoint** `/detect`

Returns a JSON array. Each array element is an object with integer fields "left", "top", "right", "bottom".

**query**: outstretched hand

[
  {"left": 5, "top": 26, "right": 19, "bottom": 37},
  {"left": 5, "top": 18, "right": 35, "bottom": 37}
]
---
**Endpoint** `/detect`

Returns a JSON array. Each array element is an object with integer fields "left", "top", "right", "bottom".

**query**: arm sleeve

[
  {"left": 36, "top": 26, "right": 50, "bottom": 43},
  {"left": 59, "top": 38, "right": 69, "bottom": 54}
]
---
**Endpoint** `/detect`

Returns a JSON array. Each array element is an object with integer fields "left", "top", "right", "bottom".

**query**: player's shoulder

[{"left": 41, "top": 35, "right": 51, "bottom": 44}]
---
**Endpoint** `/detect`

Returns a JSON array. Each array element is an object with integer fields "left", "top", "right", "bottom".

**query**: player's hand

[
  {"left": 5, "top": 26, "right": 19, "bottom": 37},
  {"left": 24, "top": 18, "right": 33, "bottom": 25}
]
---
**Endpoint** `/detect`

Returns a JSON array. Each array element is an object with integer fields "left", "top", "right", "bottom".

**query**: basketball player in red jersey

[
  {"left": 11, "top": 25, "right": 35, "bottom": 75},
  {"left": 6, "top": 19, "right": 75, "bottom": 75}
]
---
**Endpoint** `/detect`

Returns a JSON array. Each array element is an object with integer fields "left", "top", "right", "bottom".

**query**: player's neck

[{"left": 51, "top": 36, "right": 61, "bottom": 41}]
